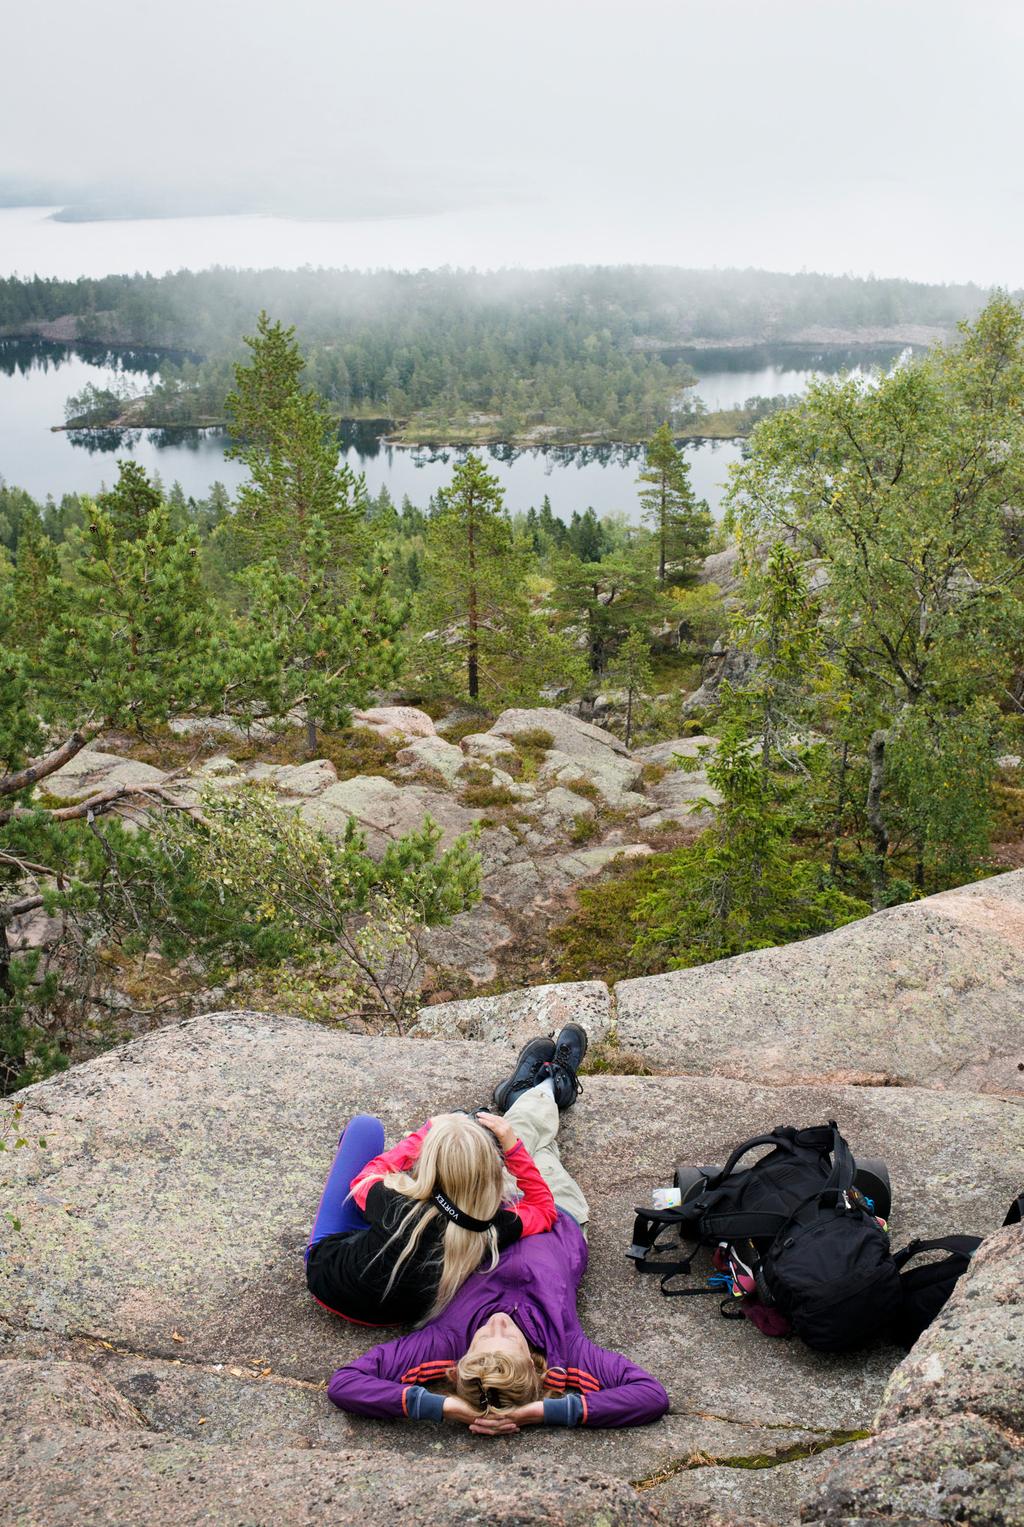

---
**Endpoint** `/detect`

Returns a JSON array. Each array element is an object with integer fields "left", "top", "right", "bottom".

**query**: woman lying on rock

[
  {"left": 326, "top": 1031, "right": 670, "bottom": 1433},
  {"left": 306, "top": 1027, "right": 587, "bottom": 1326}
]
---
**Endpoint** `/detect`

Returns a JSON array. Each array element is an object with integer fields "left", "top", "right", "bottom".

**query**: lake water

[
  {"left": 0, "top": 204, "right": 911, "bottom": 518},
  {"left": 0, "top": 337, "right": 905, "bottom": 521}
]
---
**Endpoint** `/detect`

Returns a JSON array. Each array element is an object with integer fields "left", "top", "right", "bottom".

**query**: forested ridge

[{"left": 0, "top": 265, "right": 996, "bottom": 443}]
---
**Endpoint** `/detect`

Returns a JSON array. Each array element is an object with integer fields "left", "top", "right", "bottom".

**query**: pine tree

[
  {"left": 552, "top": 542, "right": 667, "bottom": 676},
  {"left": 1, "top": 465, "right": 220, "bottom": 1088},
  {"left": 417, "top": 454, "right": 581, "bottom": 703},
  {"left": 538, "top": 495, "right": 566, "bottom": 548},
  {"left": 418, "top": 454, "right": 516, "bottom": 700},
  {"left": 222, "top": 315, "right": 405, "bottom": 751},
  {"left": 637, "top": 424, "right": 712, "bottom": 584},
  {"left": 608, "top": 627, "right": 654, "bottom": 748},
  {"left": 567, "top": 508, "right": 606, "bottom": 562},
  {"left": 630, "top": 540, "right": 869, "bottom": 967},
  {"left": 225, "top": 313, "right": 363, "bottom": 572},
  {"left": 95, "top": 459, "right": 162, "bottom": 542},
  {"left": 11, "top": 514, "right": 63, "bottom": 661}
]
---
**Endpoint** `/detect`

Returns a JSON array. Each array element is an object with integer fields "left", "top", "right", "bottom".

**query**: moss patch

[
  {"left": 437, "top": 712, "right": 495, "bottom": 745},
  {"left": 503, "top": 729, "right": 554, "bottom": 782},
  {"left": 631, "top": 1428, "right": 873, "bottom": 1490},
  {"left": 553, "top": 852, "right": 673, "bottom": 984},
  {"left": 461, "top": 783, "right": 519, "bottom": 809},
  {"left": 106, "top": 723, "right": 406, "bottom": 783},
  {"left": 581, "top": 1041, "right": 653, "bottom": 1077},
  {"left": 568, "top": 813, "right": 601, "bottom": 845},
  {"left": 562, "top": 777, "right": 601, "bottom": 804}
]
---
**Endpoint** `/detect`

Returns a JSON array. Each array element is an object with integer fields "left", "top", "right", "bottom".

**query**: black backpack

[
  {"left": 888, "top": 1193, "right": 1023, "bottom": 1348},
  {"left": 628, "top": 1122, "right": 903, "bottom": 1353},
  {"left": 888, "top": 1235, "right": 981, "bottom": 1348}
]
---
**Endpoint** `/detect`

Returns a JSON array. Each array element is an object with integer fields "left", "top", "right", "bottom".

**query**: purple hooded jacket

[{"left": 327, "top": 1215, "right": 669, "bottom": 1428}]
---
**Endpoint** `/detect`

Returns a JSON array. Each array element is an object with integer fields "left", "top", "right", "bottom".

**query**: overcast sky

[{"left": 3, "top": 0, "right": 1022, "bottom": 284}]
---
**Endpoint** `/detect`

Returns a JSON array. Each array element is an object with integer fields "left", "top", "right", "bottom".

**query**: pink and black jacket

[
  {"left": 328, "top": 1215, "right": 670, "bottom": 1428},
  {"left": 308, "top": 1122, "right": 558, "bottom": 1327}
]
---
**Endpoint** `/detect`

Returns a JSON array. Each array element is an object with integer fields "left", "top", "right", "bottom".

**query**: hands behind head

[
  {"left": 474, "top": 1111, "right": 518, "bottom": 1154},
  {"left": 469, "top": 1401, "right": 543, "bottom": 1435},
  {"left": 442, "top": 1395, "right": 544, "bottom": 1435}
]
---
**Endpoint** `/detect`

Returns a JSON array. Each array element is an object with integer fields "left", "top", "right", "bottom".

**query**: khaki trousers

[{"left": 503, "top": 1082, "right": 589, "bottom": 1234}]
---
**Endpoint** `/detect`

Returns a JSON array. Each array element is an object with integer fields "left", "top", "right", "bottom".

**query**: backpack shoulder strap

[
  {"left": 626, "top": 1207, "right": 694, "bottom": 1273},
  {"left": 822, "top": 1121, "right": 856, "bottom": 1195},
  {"left": 892, "top": 1234, "right": 982, "bottom": 1270},
  {"left": 626, "top": 1208, "right": 723, "bottom": 1298}
]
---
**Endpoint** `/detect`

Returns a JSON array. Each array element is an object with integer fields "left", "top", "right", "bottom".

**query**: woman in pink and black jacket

[
  {"left": 327, "top": 1028, "right": 669, "bottom": 1433},
  {"left": 306, "top": 1039, "right": 563, "bottom": 1328}
]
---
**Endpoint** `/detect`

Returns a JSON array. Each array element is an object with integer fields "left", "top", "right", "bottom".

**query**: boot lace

[{"left": 552, "top": 1044, "right": 584, "bottom": 1097}]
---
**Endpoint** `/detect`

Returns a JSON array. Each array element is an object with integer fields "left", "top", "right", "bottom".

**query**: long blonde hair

[
  {"left": 360, "top": 1113, "right": 513, "bottom": 1321},
  {"left": 451, "top": 1349, "right": 551, "bottom": 1413}
]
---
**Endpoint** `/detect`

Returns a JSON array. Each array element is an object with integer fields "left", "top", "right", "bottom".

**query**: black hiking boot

[
  {"left": 543, "top": 1023, "right": 588, "bottom": 1111},
  {"left": 492, "top": 1035, "right": 557, "bottom": 1114}
]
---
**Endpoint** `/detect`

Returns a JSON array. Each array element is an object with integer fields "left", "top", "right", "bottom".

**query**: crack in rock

[{"left": 630, "top": 1427, "right": 873, "bottom": 1489}]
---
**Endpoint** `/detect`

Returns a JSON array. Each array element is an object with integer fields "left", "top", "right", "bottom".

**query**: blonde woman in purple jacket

[{"left": 327, "top": 1029, "right": 669, "bottom": 1435}]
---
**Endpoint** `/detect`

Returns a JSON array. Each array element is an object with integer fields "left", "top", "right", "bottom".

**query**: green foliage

[
  {"left": 633, "top": 727, "right": 869, "bottom": 969},
  {"left": 1, "top": 776, "right": 483, "bottom": 1087},
  {"left": 416, "top": 453, "right": 585, "bottom": 705},
  {"left": 886, "top": 702, "right": 999, "bottom": 887},
  {"left": 511, "top": 727, "right": 555, "bottom": 751},
  {"left": 568, "top": 813, "right": 601, "bottom": 845},
  {"left": 668, "top": 581, "right": 728, "bottom": 652},
  {"left": 221, "top": 315, "right": 406, "bottom": 747},
  {"left": 63, "top": 382, "right": 125, "bottom": 426},
  {"left": 1, "top": 265, "right": 993, "bottom": 443},
  {"left": 225, "top": 312, "right": 361, "bottom": 567},
  {"left": 460, "top": 782, "right": 519, "bottom": 809},
  {"left": 0, "top": 943, "right": 65, "bottom": 1094},
  {"left": 729, "top": 540, "right": 827, "bottom": 766},
  {"left": 166, "top": 788, "right": 481, "bottom": 1028},
  {"left": 609, "top": 546, "right": 867, "bottom": 968},
  {"left": 554, "top": 853, "right": 669, "bottom": 984},
  {"left": 727, "top": 293, "right": 1024, "bottom": 902},
  {"left": 1, "top": 574, "right": 220, "bottom": 1096},
  {"left": 607, "top": 627, "right": 654, "bottom": 748},
  {"left": 1, "top": 459, "right": 217, "bottom": 782},
  {"left": 637, "top": 423, "right": 712, "bottom": 583},
  {"left": 497, "top": 728, "right": 555, "bottom": 784},
  {"left": 0, "top": 483, "right": 49, "bottom": 557},
  {"left": 552, "top": 541, "right": 667, "bottom": 676},
  {"left": 5, "top": 289, "right": 1024, "bottom": 1088},
  {"left": 94, "top": 460, "right": 163, "bottom": 539},
  {"left": 0, "top": 572, "right": 43, "bottom": 773}
]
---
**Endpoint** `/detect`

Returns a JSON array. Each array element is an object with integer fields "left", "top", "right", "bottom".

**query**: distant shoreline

[
  {"left": 3, "top": 316, "right": 946, "bottom": 355},
  {"left": 7, "top": 313, "right": 938, "bottom": 452},
  {"left": 50, "top": 416, "right": 748, "bottom": 448}
]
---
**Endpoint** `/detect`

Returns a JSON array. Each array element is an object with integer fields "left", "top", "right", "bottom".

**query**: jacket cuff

[
  {"left": 543, "top": 1394, "right": 585, "bottom": 1427},
  {"left": 404, "top": 1385, "right": 446, "bottom": 1422}
]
